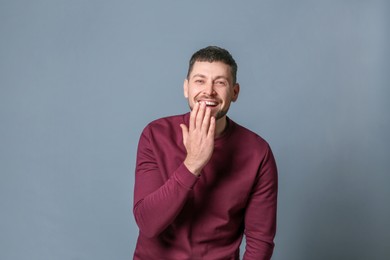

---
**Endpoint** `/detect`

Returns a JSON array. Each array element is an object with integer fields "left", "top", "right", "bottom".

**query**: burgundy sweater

[{"left": 133, "top": 113, "right": 278, "bottom": 260}]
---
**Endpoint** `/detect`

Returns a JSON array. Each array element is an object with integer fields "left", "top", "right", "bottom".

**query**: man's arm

[
  {"left": 133, "top": 143, "right": 198, "bottom": 238},
  {"left": 133, "top": 102, "right": 215, "bottom": 238},
  {"left": 243, "top": 145, "right": 278, "bottom": 260}
]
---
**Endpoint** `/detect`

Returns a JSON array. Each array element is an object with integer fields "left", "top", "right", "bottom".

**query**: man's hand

[{"left": 180, "top": 102, "right": 216, "bottom": 176}]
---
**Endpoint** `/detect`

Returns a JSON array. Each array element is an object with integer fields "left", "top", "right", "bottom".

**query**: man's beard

[{"left": 213, "top": 109, "right": 228, "bottom": 120}]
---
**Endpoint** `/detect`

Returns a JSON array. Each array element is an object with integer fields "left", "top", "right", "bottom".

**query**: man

[{"left": 133, "top": 46, "right": 278, "bottom": 259}]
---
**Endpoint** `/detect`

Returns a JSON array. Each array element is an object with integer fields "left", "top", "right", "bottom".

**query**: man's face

[{"left": 184, "top": 61, "right": 240, "bottom": 120}]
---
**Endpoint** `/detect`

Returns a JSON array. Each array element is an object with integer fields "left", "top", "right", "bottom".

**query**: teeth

[
  {"left": 197, "top": 100, "right": 218, "bottom": 106},
  {"left": 198, "top": 101, "right": 217, "bottom": 106},
  {"left": 205, "top": 101, "right": 217, "bottom": 106}
]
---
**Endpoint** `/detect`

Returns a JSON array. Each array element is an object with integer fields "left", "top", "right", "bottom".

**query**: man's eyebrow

[
  {"left": 191, "top": 74, "right": 206, "bottom": 78},
  {"left": 191, "top": 74, "right": 228, "bottom": 80},
  {"left": 214, "top": 76, "right": 228, "bottom": 80}
]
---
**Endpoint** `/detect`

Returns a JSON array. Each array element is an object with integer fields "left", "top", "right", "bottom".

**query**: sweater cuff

[{"left": 174, "top": 163, "right": 199, "bottom": 190}]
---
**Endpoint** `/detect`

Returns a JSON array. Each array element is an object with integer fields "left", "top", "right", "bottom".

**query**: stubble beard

[{"left": 213, "top": 109, "right": 228, "bottom": 121}]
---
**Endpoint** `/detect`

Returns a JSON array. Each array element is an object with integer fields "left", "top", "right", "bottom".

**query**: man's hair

[{"left": 187, "top": 46, "right": 238, "bottom": 84}]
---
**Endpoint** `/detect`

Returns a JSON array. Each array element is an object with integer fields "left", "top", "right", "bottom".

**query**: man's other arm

[{"left": 243, "top": 145, "right": 278, "bottom": 260}]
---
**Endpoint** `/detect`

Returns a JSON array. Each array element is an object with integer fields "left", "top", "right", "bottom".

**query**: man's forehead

[{"left": 190, "top": 61, "right": 231, "bottom": 76}]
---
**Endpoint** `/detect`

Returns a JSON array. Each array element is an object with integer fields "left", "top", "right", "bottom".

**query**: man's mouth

[{"left": 197, "top": 100, "right": 218, "bottom": 107}]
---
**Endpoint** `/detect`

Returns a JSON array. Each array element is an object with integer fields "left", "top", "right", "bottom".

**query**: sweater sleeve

[
  {"left": 243, "top": 144, "right": 278, "bottom": 260},
  {"left": 133, "top": 127, "right": 199, "bottom": 238}
]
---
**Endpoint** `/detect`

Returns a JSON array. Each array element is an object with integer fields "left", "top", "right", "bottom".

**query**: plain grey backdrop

[{"left": 1, "top": 0, "right": 389, "bottom": 259}]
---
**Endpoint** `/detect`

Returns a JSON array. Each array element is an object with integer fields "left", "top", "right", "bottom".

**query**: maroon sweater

[{"left": 133, "top": 113, "right": 278, "bottom": 260}]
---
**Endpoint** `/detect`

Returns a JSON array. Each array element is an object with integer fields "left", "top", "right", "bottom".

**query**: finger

[
  {"left": 189, "top": 102, "right": 199, "bottom": 131},
  {"left": 196, "top": 101, "right": 206, "bottom": 130},
  {"left": 201, "top": 106, "right": 211, "bottom": 132},
  {"left": 180, "top": 124, "right": 189, "bottom": 145},
  {"left": 207, "top": 116, "right": 216, "bottom": 138}
]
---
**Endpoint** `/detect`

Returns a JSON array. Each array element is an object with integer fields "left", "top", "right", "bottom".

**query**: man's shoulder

[
  {"left": 230, "top": 119, "right": 270, "bottom": 148},
  {"left": 142, "top": 113, "right": 188, "bottom": 136},
  {"left": 147, "top": 113, "right": 186, "bottom": 128}
]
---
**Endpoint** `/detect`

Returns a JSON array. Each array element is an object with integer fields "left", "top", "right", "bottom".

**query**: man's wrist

[{"left": 183, "top": 159, "right": 202, "bottom": 176}]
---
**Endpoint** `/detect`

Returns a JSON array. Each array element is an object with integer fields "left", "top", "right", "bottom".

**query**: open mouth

[{"left": 198, "top": 100, "right": 218, "bottom": 107}]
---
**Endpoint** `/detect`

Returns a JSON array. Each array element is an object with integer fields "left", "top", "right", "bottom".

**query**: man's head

[
  {"left": 187, "top": 46, "right": 238, "bottom": 85},
  {"left": 184, "top": 46, "right": 240, "bottom": 121}
]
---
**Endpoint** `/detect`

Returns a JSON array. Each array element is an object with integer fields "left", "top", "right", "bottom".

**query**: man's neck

[{"left": 215, "top": 116, "right": 227, "bottom": 137}]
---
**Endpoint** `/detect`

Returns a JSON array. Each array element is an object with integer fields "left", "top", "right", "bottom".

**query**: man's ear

[
  {"left": 232, "top": 83, "right": 240, "bottom": 102},
  {"left": 183, "top": 79, "right": 189, "bottom": 98}
]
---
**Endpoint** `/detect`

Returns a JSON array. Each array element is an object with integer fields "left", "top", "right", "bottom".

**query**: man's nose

[{"left": 203, "top": 82, "right": 216, "bottom": 96}]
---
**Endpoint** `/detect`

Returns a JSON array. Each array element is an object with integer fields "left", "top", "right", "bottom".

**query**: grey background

[{"left": 1, "top": 0, "right": 389, "bottom": 259}]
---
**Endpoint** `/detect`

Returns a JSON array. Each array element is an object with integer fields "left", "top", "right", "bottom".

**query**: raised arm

[{"left": 133, "top": 102, "right": 215, "bottom": 238}]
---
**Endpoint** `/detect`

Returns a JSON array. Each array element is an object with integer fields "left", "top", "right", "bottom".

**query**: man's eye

[
  {"left": 195, "top": 80, "right": 204, "bottom": 84},
  {"left": 215, "top": 81, "right": 226, "bottom": 86}
]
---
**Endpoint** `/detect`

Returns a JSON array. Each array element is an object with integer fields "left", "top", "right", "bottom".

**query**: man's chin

[{"left": 213, "top": 109, "right": 228, "bottom": 121}]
